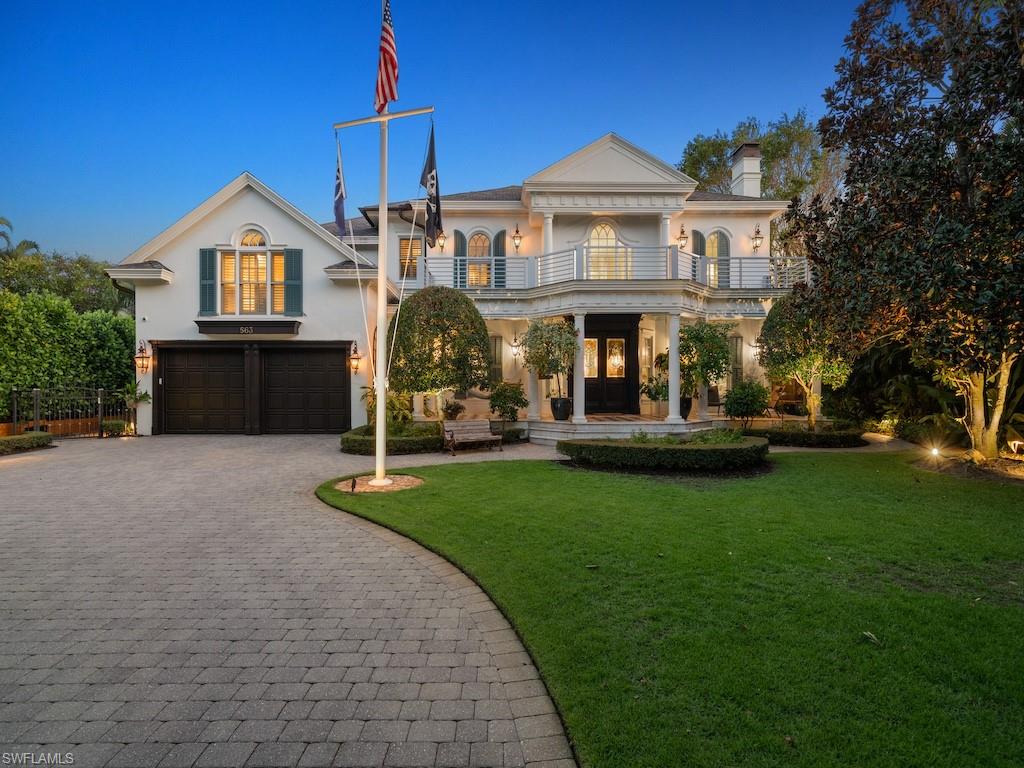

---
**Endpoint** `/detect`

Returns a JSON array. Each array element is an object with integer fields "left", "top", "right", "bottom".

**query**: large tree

[
  {"left": 757, "top": 289, "right": 852, "bottom": 431},
  {"left": 786, "top": 0, "right": 1024, "bottom": 460},
  {"left": 386, "top": 285, "right": 491, "bottom": 397},
  {"left": 0, "top": 247, "right": 127, "bottom": 314}
]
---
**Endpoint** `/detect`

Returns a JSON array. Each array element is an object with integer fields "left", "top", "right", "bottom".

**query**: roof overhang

[
  {"left": 323, "top": 265, "right": 400, "bottom": 299},
  {"left": 683, "top": 200, "right": 790, "bottom": 218},
  {"left": 105, "top": 264, "right": 174, "bottom": 285}
]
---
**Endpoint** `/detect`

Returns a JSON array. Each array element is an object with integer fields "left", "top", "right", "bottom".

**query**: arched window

[
  {"left": 240, "top": 229, "right": 266, "bottom": 247},
  {"left": 706, "top": 231, "right": 731, "bottom": 288},
  {"left": 466, "top": 233, "right": 491, "bottom": 286},
  {"left": 587, "top": 223, "right": 628, "bottom": 279}
]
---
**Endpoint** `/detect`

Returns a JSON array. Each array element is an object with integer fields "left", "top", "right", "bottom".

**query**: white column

[
  {"left": 527, "top": 372, "right": 540, "bottom": 420},
  {"left": 666, "top": 313, "right": 683, "bottom": 423},
  {"left": 571, "top": 313, "right": 587, "bottom": 424},
  {"left": 542, "top": 214, "right": 554, "bottom": 254},
  {"left": 659, "top": 214, "right": 671, "bottom": 249}
]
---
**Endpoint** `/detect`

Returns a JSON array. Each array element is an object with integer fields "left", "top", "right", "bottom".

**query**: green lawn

[{"left": 317, "top": 453, "right": 1024, "bottom": 768}]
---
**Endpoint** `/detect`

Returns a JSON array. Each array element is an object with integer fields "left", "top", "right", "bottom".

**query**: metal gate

[{"left": 8, "top": 387, "right": 133, "bottom": 439}]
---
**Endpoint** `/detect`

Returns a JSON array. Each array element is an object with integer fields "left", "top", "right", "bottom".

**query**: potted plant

[
  {"left": 521, "top": 319, "right": 578, "bottom": 421},
  {"left": 489, "top": 380, "right": 529, "bottom": 439},
  {"left": 657, "top": 323, "right": 732, "bottom": 418},
  {"left": 639, "top": 373, "right": 669, "bottom": 418},
  {"left": 117, "top": 380, "right": 151, "bottom": 436}
]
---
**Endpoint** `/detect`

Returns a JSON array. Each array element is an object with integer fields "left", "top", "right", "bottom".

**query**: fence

[{"left": 4, "top": 387, "right": 133, "bottom": 439}]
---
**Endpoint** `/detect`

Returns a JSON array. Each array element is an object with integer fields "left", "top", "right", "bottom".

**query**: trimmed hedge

[
  {"left": 341, "top": 423, "right": 443, "bottom": 455},
  {"left": 0, "top": 431, "right": 54, "bottom": 455},
  {"left": 743, "top": 427, "right": 868, "bottom": 448},
  {"left": 102, "top": 419, "right": 130, "bottom": 437},
  {"left": 557, "top": 436, "right": 769, "bottom": 472}
]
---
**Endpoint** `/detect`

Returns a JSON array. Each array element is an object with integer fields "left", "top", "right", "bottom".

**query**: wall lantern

[
  {"left": 751, "top": 223, "right": 764, "bottom": 254},
  {"left": 436, "top": 231, "right": 447, "bottom": 253},
  {"left": 512, "top": 224, "right": 523, "bottom": 253},
  {"left": 133, "top": 341, "right": 152, "bottom": 374},
  {"left": 510, "top": 333, "right": 522, "bottom": 360},
  {"left": 350, "top": 342, "right": 363, "bottom": 373},
  {"left": 677, "top": 224, "right": 688, "bottom": 249}
]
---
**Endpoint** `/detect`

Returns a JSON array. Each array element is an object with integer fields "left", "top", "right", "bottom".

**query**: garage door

[
  {"left": 262, "top": 348, "right": 349, "bottom": 433},
  {"left": 162, "top": 348, "right": 246, "bottom": 433}
]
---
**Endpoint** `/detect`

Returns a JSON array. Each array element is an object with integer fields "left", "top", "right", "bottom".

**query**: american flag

[{"left": 374, "top": 0, "right": 398, "bottom": 114}]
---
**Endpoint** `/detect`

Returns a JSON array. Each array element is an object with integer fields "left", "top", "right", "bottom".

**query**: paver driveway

[{"left": 0, "top": 436, "right": 574, "bottom": 768}]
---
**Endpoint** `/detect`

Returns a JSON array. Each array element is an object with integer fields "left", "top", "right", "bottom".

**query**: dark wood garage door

[
  {"left": 162, "top": 348, "right": 246, "bottom": 433},
  {"left": 262, "top": 348, "right": 349, "bottom": 433}
]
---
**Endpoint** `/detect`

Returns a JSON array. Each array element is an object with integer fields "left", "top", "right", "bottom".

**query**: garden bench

[{"left": 443, "top": 419, "right": 502, "bottom": 455}]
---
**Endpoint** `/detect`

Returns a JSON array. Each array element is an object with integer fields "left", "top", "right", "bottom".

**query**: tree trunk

[
  {"left": 796, "top": 375, "right": 817, "bottom": 431},
  {"left": 964, "top": 357, "right": 1016, "bottom": 462}
]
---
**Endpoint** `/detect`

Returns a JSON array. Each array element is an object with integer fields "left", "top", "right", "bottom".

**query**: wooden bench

[{"left": 443, "top": 419, "right": 502, "bottom": 455}]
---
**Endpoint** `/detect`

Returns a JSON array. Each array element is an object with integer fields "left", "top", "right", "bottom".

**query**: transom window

[
  {"left": 240, "top": 229, "right": 266, "bottom": 247},
  {"left": 467, "top": 233, "right": 491, "bottom": 286},
  {"left": 218, "top": 247, "right": 287, "bottom": 315}
]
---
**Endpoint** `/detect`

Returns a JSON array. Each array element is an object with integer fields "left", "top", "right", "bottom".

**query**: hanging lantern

[
  {"left": 510, "top": 333, "right": 522, "bottom": 360},
  {"left": 512, "top": 224, "right": 523, "bottom": 253},
  {"left": 350, "top": 342, "right": 363, "bottom": 373},
  {"left": 677, "top": 223, "right": 688, "bottom": 249},
  {"left": 436, "top": 231, "right": 447, "bottom": 253},
  {"left": 133, "top": 341, "right": 151, "bottom": 374},
  {"left": 751, "top": 223, "right": 764, "bottom": 253}
]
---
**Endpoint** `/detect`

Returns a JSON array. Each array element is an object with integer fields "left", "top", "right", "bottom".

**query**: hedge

[
  {"left": 341, "top": 423, "right": 444, "bottom": 455},
  {"left": 556, "top": 436, "right": 769, "bottom": 472},
  {"left": 102, "top": 419, "right": 130, "bottom": 437},
  {"left": 0, "top": 431, "right": 53, "bottom": 455},
  {"left": 743, "top": 427, "right": 868, "bottom": 448},
  {"left": 0, "top": 290, "right": 134, "bottom": 421}
]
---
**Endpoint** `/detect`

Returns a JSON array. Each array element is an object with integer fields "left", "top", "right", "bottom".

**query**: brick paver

[{"left": 0, "top": 436, "right": 574, "bottom": 767}]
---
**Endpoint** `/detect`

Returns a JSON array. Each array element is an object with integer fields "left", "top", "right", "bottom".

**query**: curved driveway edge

[{"left": 0, "top": 435, "right": 573, "bottom": 768}]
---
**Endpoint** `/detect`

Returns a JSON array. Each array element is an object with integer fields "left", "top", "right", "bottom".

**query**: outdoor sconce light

[
  {"left": 350, "top": 342, "right": 363, "bottom": 373},
  {"left": 133, "top": 341, "right": 151, "bottom": 374},
  {"left": 751, "top": 223, "right": 764, "bottom": 253},
  {"left": 510, "top": 333, "right": 522, "bottom": 360},
  {"left": 512, "top": 224, "right": 523, "bottom": 253},
  {"left": 677, "top": 224, "right": 688, "bottom": 249},
  {"left": 436, "top": 231, "right": 447, "bottom": 253}
]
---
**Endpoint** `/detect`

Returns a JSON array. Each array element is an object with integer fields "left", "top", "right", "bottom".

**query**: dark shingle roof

[
  {"left": 321, "top": 217, "right": 378, "bottom": 237},
  {"left": 442, "top": 185, "right": 523, "bottom": 202},
  {"left": 113, "top": 260, "right": 172, "bottom": 271},
  {"left": 687, "top": 190, "right": 764, "bottom": 202}
]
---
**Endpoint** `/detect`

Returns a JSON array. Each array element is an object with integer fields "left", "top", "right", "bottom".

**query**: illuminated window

[
  {"left": 706, "top": 232, "right": 730, "bottom": 288},
  {"left": 467, "top": 233, "right": 491, "bottom": 286},
  {"left": 239, "top": 252, "right": 267, "bottom": 314},
  {"left": 583, "top": 338, "right": 598, "bottom": 378},
  {"left": 607, "top": 338, "right": 625, "bottom": 378},
  {"left": 240, "top": 229, "right": 266, "bottom": 247},
  {"left": 220, "top": 251, "right": 236, "bottom": 314},
  {"left": 399, "top": 237, "right": 422, "bottom": 279},
  {"left": 588, "top": 223, "right": 629, "bottom": 279}
]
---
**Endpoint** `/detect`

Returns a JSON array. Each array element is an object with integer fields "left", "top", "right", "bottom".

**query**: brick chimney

[{"left": 730, "top": 143, "right": 762, "bottom": 198}]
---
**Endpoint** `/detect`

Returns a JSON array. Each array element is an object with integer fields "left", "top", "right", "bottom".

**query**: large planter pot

[
  {"left": 640, "top": 400, "right": 669, "bottom": 418},
  {"left": 681, "top": 396, "right": 694, "bottom": 419},
  {"left": 550, "top": 397, "right": 572, "bottom": 421}
]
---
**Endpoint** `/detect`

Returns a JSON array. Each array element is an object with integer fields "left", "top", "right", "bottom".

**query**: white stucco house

[{"left": 109, "top": 133, "right": 807, "bottom": 442}]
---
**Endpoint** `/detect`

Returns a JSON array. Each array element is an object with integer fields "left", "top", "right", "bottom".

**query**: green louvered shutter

[
  {"left": 283, "top": 249, "right": 303, "bottom": 316},
  {"left": 492, "top": 229, "right": 506, "bottom": 288},
  {"left": 453, "top": 230, "right": 467, "bottom": 288},
  {"left": 690, "top": 230, "right": 706, "bottom": 280},
  {"left": 199, "top": 248, "right": 217, "bottom": 315}
]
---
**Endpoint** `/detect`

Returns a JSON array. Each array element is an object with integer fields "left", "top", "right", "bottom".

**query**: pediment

[{"left": 525, "top": 133, "right": 696, "bottom": 188}]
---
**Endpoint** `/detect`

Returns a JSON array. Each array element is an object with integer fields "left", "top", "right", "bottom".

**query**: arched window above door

[{"left": 467, "top": 233, "right": 490, "bottom": 258}]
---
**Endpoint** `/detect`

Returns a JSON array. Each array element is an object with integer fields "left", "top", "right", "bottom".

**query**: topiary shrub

[
  {"left": 340, "top": 422, "right": 443, "bottom": 455},
  {"left": 0, "top": 431, "right": 53, "bottom": 455},
  {"left": 723, "top": 380, "right": 770, "bottom": 428},
  {"left": 556, "top": 436, "right": 768, "bottom": 472},
  {"left": 743, "top": 426, "right": 868, "bottom": 448}
]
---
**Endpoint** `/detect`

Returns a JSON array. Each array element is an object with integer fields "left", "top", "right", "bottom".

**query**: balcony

[{"left": 421, "top": 246, "right": 808, "bottom": 291}]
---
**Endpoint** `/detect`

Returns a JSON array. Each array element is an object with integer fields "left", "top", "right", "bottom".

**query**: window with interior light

[
  {"left": 588, "top": 223, "right": 629, "bottom": 279},
  {"left": 467, "top": 233, "right": 491, "bottom": 286},
  {"left": 217, "top": 230, "right": 288, "bottom": 315},
  {"left": 399, "top": 237, "right": 422, "bottom": 280}
]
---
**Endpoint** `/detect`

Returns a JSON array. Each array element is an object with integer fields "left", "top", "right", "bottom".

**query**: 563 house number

[{"left": 238, "top": 326, "right": 255, "bottom": 334}]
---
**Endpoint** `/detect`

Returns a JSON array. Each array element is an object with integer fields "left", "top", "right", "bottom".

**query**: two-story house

[{"left": 109, "top": 133, "right": 806, "bottom": 442}]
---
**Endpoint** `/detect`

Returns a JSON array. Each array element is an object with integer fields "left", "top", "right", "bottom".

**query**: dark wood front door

[{"left": 580, "top": 314, "right": 640, "bottom": 414}]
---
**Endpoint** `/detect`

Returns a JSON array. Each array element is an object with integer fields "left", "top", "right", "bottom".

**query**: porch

[{"left": 526, "top": 413, "right": 714, "bottom": 446}]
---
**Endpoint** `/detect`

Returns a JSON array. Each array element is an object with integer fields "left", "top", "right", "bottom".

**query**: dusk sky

[{"left": 2, "top": 0, "right": 860, "bottom": 263}]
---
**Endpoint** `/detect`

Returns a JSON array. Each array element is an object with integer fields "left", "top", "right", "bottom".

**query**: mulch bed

[{"left": 335, "top": 474, "right": 424, "bottom": 494}]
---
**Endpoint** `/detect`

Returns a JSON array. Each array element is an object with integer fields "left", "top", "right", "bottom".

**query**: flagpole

[{"left": 370, "top": 109, "right": 391, "bottom": 486}]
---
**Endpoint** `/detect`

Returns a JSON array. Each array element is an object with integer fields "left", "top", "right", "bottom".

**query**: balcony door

[
  {"left": 587, "top": 223, "right": 631, "bottom": 279},
  {"left": 573, "top": 314, "right": 640, "bottom": 414}
]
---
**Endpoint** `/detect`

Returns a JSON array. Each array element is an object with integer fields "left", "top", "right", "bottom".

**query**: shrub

[
  {"left": 521, "top": 319, "right": 578, "bottom": 398},
  {"left": 689, "top": 428, "right": 745, "bottom": 445},
  {"left": 497, "top": 426, "right": 527, "bottom": 444},
  {"left": 743, "top": 427, "right": 868, "bottom": 448},
  {"left": 340, "top": 422, "right": 443, "bottom": 455},
  {"left": 101, "top": 419, "right": 129, "bottom": 437},
  {"left": 723, "top": 380, "right": 770, "bottom": 427},
  {"left": 557, "top": 436, "right": 769, "bottom": 472},
  {"left": 488, "top": 381, "right": 529, "bottom": 429},
  {"left": 0, "top": 431, "right": 53, "bottom": 455},
  {"left": 441, "top": 400, "right": 466, "bottom": 420}
]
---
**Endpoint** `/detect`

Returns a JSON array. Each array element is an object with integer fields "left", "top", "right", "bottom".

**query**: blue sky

[{"left": 0, "top": 0, "right": 859, "bottom": 262}]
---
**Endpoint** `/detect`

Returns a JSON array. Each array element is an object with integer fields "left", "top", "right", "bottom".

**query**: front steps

[{"left": 527, "top": 418, "right": 714, "bottom": 446}]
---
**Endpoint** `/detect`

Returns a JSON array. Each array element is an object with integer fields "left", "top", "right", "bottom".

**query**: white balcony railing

[{"left": 420, "top": 248, "right": 808, "bottom": 291}]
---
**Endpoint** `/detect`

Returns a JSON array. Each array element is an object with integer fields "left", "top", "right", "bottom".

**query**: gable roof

[
  {"left": 524, "top": 133, "right": 697, "bottom": 187},
  {"left": 121, "top": 172, "right": 367, "bottom": 265},
  {"left": 443, "top": 185, "right": 523, "bottom": 202}
]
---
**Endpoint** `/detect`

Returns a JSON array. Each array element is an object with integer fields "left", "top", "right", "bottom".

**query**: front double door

[{"left": 576, "top": 314, "right": 640, "bottom": 414}]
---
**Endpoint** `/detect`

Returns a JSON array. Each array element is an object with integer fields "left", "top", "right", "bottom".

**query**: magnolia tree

[
  {"left": 784, "top": 0, "right": 1023, "bottom": 459},
  {"left": 757, "top": 290, "right": 851, "bottom": 431},
  {"left": 387, "top": 286, "right": 492, "bottom": 414}
]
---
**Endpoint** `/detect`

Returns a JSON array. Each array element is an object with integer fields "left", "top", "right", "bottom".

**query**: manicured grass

[{"left": 317, "top": 454, "right": 1024, "bottom": 768}]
